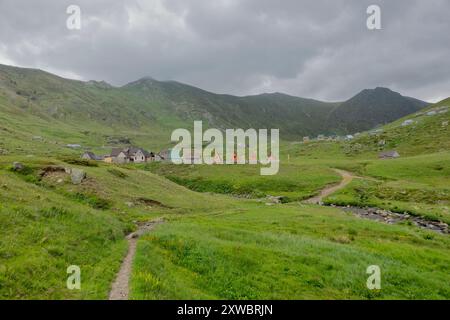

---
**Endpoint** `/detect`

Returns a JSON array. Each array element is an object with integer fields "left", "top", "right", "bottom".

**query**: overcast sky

[{"left": 0, "top": 0, "right": 449, "bottom": 102}]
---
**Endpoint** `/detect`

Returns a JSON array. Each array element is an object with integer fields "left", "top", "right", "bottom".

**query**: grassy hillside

[
  {"left": 0, "top": 64, "right": 428, "bottom": 148},
  {"left": 2, "top": 125, "right": 448, "bottom": 300},
  {"left": 144, "top": 98, "right": 450, "bottom": 226},
  {"left": 0, "top": 154, "right": 235, "bottom": 299},
  {"left": 326, "top": 152, "right": 450, "bottom": 224},
  {"left": 123, "top": 78, "right": 341, "bottom": 138},
  {"left": 294, "top": 98, "right": 450, "bottom": 224},
  {"left": 0, "top": 65, "right": 176, "bottom": 153},
  {"left": 345, "top": 98, "right": 449, "bottom": 156},
  {"left": 327, "top": 87, "right": 427, "bottom": 134},
  {"left": 127, "top": 106, "right": 449, "bottom": 299},
  {"left": 0, "top": 64, "right": 447, "bottom": 300}
]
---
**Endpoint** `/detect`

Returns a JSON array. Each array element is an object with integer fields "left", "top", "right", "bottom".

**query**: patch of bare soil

[
  {"left": 135, "top": 197, "right": 173, "bottom": 208},
  {"left": 39, "top": 166, "right": 69, "bottom": 184},
  {"left": 39, "top": 165, "right": 67, "bottom": 177}
]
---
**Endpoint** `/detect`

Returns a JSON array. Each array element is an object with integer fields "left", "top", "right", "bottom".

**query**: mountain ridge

[{"left": 0, "top": 64, "right": 429, "bottom": 152}]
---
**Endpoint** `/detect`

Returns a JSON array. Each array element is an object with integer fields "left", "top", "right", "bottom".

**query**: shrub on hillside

[{"left": 61, "top": 158, "right": 98, "bottom": 167}]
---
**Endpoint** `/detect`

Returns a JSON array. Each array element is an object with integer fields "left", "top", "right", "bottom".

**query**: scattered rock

[
  {"left": 70, "top": 169, "right": 86, "bottom": 185},
  {"left": 266, "top": 195, "right": 285, "bottom": 204},
  {"left": 338, "top": 205, "right": 449, "bottom": 234},
  {"left": 402, "top": 119, "right": 414, "bottom": 126},
  {"left": 12, "top": 162, "right": 24, "bottom": 172},
  {"left": 125, "top": 202, "right": 134, "bottom": 208},
  {"left": 66, "top": 144, "right": 81, "bottom": 149}
]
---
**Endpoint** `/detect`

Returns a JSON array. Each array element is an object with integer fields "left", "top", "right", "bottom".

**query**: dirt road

[{"left": 304, "top": 169, "right": 355, "bottom": 205}]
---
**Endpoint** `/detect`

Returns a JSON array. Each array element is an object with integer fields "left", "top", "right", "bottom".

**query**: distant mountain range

[
  {"left": 0, "top": 64, "right": 428, "bottom": 148},
  {"left": 122, "top": 76, "right": 428, "bottom": 137}
]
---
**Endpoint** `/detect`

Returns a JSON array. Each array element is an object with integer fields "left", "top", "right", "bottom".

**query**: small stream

[{"left": 328, "top": 205, "right": 449, "bottom": 234}]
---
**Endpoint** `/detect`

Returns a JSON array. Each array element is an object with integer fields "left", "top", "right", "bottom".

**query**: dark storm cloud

[{"left": 0, "top": 0, "right": 449, "bottom": 101}]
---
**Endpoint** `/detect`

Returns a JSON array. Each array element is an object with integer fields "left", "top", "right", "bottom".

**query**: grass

[
  {"left": 1, "top": 140, "right": 449, "bottom": 300},
  {"left": 140, "top": 161, "right": 340, "bottom": 202},
  {"left": 323, "top": 152, "right": 450, "bottom": 223},
  {"left": 1, "top": 130, "right": 449, "bottom": 300},
  {"left": 126, "top": 108, "right": 450, "bottom": 300},
  {"left": 342, "top": 98, "right": 450, "bottom": 157},
  {"left": 131, "top": 203, "right": 450, "bottom": 299},
  {"left": 0, "top": 155, "right": 235, "bottom": 299},
  {"left": 0, "top": 79, "right": 448, "bottom": 300},
  {"left": 0, "top": 170, "right": 127, "bottom": 299}
]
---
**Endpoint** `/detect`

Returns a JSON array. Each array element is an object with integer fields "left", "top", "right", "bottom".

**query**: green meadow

[
  {"left": 0, "top": 85, "right": 449, "bottom": 299},
  {"left": 324, "top": 152, "right": 450, "bottom": 223},
  {"left": 0, "top": 155, "right": 233, "bottom": 299},
  {"left": 140, "top": 161, "right": 340, "bottom": 201},
  {"left": 132, "top": 203, "right": 450, "bottom": 299},
  {"left": 128, "top": 147, "right": 450, "bottom": 299}
]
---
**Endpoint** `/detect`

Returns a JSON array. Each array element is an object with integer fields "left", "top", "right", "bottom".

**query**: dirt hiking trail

[
  {"left": 109, "top": 219, "right": 163, "bottom": 300},
  {"left": 304, "top": 169, "right": 356, "bottom": 205}
]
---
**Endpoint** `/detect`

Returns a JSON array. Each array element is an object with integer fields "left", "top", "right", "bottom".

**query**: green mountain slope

[
  {"left": 122, "top": 78, "right": 340, "bottom": 138},
  {"left": 0, "top": 63, "right": 428, "bottom": 154},
  {"left": 327, "top": 87, "right": 428, "bottom": 134},
  {"left": 347, "top": 97, "right": 449, "bottom": 156},
  {"left": 0, "top": 64, "right": 448, "bottom": 300}
]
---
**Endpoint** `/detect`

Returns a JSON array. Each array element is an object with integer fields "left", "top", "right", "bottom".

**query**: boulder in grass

[
  {"left": 267, "top": 195, "right": 285, "bottom": 204},
  {"left": 12, "top": 162, "right": 24, "bottom": 172},
  {"left": 70, "top": 168, "right": 86, "bottom": 184}
]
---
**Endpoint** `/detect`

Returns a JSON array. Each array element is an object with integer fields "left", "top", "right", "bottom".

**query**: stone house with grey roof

[
  {"left": 81, "top": 151, "right": 104, "bottom": 161},
  {"left": 109, "top": 147, "right": 153, "bottom": 164}
]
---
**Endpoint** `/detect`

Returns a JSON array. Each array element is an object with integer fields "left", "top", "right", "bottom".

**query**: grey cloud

[{"left": 0, "top": 0, "right": 449, "bottom": 102}]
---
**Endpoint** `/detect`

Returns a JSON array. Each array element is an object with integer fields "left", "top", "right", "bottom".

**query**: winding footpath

[
  {"left": 304, "top": 169, "right": 356, "bottom": 204},
  {"left": 109, "top": 219, "right": 163, "bottom": 300},
  {"left": 304, "top": 168, "right": 448, "bottom": 234},
  {"left": 109, "top": 168, "right": 447, "bottom": 300},
  {"left": 108, "top": 170, "right": 357, "bottom": 300}
]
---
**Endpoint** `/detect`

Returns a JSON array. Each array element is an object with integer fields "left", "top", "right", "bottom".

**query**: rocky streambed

[{"left": 329, "top": 205, "right": 449, "bottom": 234}]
